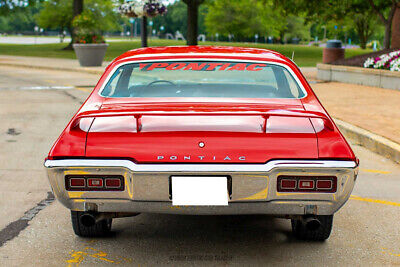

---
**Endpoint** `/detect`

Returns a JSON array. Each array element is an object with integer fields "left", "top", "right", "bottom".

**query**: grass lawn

[{"left": 0, "top": 39, "right": 372, "bottom": 67}]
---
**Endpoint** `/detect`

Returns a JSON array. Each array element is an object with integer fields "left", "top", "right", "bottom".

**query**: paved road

[
  {"left": 0, "top": 36, "right": 137, "bottom": 44},
  {"left": 0, "top": 36, "right": 71, "bottom": 44},
  {"left": 0, "top": 66, "right": 399, "bottom": 266}
]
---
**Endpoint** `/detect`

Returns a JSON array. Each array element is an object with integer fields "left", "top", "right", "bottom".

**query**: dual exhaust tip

[
  {"left": 80, "top": 213, "right": 100, "bottom": 227},
  {"left": 303, "top": 217, "right": 321, "bottom": 231},
  {"left": 80, "top": 212, "right": 140, "bottom": 227}
]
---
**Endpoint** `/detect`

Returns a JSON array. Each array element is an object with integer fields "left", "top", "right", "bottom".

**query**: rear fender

[
  {"left": 310, "top": 118, "right": 356, "bottom": 160},
  {"left": 48, "top": 118, "right": 94, "bottom": 159}
]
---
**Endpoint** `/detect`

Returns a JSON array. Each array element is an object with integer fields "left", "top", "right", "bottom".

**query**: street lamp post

[
  {"left": 129, "top": 18, "right": 135, "bottom": 40},
  {"left": 141, "top": 17, "right": 148, "bottom": 47},
  {"left": 134, "top": 19, "right": 138, "bottom": 37},
  {"left": 34, "top": 26, "right": 39, "bottom": 45},
  {"left": 119, "top": 1, "right": 167, "bottom": 48}
]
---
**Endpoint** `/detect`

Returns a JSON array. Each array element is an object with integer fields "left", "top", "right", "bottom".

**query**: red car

[{"left": 45, "top": 46, "right": 358, "bottom": 241}]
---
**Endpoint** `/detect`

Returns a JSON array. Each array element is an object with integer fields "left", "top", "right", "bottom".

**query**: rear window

[{"left": 100, "top": 61, "right": 305, "bottom": 99}]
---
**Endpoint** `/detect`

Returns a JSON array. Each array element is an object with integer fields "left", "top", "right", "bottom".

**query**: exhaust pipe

[
  {"left": 304, "top": 217, "right": 321, "bottom": 231},
  {"left": 80, "top": 213, "right": 102, "bottom": 227},
  {"left": 80, "top": 212, "right": 140, "bottom": 227}
]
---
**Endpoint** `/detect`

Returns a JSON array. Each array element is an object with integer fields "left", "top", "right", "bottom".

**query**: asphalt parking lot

[{"left": 0, "top": 66, "right": 399, "bottom": 266}]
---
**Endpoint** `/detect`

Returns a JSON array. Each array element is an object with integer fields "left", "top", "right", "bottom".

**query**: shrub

[
  {"left": 364, "top": 50, "right": 400, "bottom": 71},
  {"left": 72, "top": 11, "right": 105, "bottom": 44}
]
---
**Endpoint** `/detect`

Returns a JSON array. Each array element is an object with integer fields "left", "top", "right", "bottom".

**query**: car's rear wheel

[
  {"left": 291, "top": 215, "right": 333, "bottom": 241},
  {"left": 71, "top": 211, "right": 112, "bottom": 237}
]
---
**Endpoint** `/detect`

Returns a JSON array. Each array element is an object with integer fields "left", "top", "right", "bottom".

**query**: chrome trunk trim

[{"left": 45, "top": 159, "right": 357, "bottom": 172}]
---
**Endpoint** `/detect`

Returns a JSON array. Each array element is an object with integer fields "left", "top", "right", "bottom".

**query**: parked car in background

[{"left": 45, "top": 46, "right": 358, "bottom": 241}]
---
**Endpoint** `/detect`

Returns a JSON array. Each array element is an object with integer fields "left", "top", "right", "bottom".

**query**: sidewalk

[
  {"left": 0, "top": 55, "right": 106, "bottom": 74},
  {"left": 311, "top": 82, "right": 400, "bottom": 146},
  {"left": 1, "top": 55, "right": 399, "bottom": 158}
]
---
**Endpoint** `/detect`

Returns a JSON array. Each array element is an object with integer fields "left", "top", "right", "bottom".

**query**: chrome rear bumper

[{"left": 44, "top": 159, "right": 358, "bottom": 216}]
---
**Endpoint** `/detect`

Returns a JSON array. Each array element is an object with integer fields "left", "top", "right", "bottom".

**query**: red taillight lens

[
  {"left": 280, "top": 179, "right": 296, "bottom": 189},
  {"left": 277, "top": 176, "right": 336, "bottom": 193},
  {"left": 65, "top": 176, "right": 124, "bottom": 191},
  {"left": 69, "top": 178, "right": 85, "bottom": 188},
  {"left": 105, "top": 178, "right": 121, "bottom": 188},
  {"left": 316, "top": 180, "right": 333, "bottom": 190}
]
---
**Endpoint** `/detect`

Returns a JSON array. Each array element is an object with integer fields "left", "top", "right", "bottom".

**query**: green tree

[
  {"left": 152, "top": 1, "right": 188, "bottom": 37},
  {"left": 367, "top": 0, "right": 400, "bottom": 49},
  {"left": 36, "top": 0, "right": 73, "bottom": 36},
  {"left": 205, "top": 0, "right": 308, "bottom": 42},
  {"left": 0, "top": 17, "right": 9, "bottom": 32},
  {"left": 36, "top": 0, "right": 120, "bottom": 49},
  {"left": 0, "top": 4, "right": 39, "bottom": 33},
  {"left": 0, "top": 0, "right": 41, "bottom": 15},
  {"left": 353, "top": 12, "right": 375, "bottom": 49},
  {"left": 284, "top": 15, "right": 310, "bottom": 43},
  {"left": 300, "top": 0, "right": 399, "bottom": 49},
  {"left": 268, "top": 0, "right": 300, "bottom": 43},
  {"left": 205, "top": 0, "right": 267, "bottom": 41}
]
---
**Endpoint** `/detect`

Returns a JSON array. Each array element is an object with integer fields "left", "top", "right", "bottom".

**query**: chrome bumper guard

[{"left": 44, "top": 159, "right": 358, "bottom": 215}]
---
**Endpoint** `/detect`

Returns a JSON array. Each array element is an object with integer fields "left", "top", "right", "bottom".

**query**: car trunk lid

[{"left": 83, "top": 101, "right": 320, "bottom": 163}]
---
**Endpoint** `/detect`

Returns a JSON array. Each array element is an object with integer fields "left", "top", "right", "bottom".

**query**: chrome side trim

[{"left": 44, "top": 159, "right": 357, "bottom": 172}]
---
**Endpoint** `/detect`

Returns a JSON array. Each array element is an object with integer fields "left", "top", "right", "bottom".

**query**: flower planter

[
  {"left": 73, "top": 43, "right": 109, "bottom": 67},
  {"left": 317, "top": 63, "right": 400, "bottom": 91}
]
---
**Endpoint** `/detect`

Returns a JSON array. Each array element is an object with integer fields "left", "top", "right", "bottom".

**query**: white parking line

[
  {"left": 0, "top": 85, "right": 75, "bottom": 90},
  {"left": 18, "top": 86, "right": 75, "bottom": 90}
]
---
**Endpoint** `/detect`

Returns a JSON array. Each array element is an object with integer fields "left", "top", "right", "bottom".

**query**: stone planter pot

[{"left": 73, "top": 43, "right": 109, "bottom": 67}]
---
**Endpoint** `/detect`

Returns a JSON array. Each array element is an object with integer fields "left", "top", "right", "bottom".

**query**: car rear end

[
  {"left": 46, "top": 158, "right": 357, "bottom": 215},
  {"left": 45, "top": 48, "right": 358, "bottom": 240}
]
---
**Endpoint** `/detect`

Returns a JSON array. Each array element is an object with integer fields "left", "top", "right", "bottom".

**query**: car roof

[{"left": 112, "top": 46, "right": 293, "bottom": 64}]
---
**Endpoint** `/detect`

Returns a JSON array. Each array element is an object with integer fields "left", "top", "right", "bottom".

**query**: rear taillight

[
  {"left": 105, "top": 178, "right": 121, "bottom": 188},
  {"left": 65, "top": 176, "right": 124, "bottom": 191},
  {"left": 69, "top": 178, "right": 85, "bottom": 188},
  {"left": 277, "top": 176, "right": 337, "bottom": 193}
]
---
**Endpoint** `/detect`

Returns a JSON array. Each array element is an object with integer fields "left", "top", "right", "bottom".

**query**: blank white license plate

[{"left": 171, "top": 176, "right": 228, "bottom": 206}]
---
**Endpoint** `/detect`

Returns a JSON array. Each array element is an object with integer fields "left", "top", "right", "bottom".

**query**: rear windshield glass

[{"left": 100, "top": 61, "right": 305, "bottom": 99}]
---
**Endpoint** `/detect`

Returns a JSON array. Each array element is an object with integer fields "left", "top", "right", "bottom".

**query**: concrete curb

[
  {"left": 335, "top": 118, "right": 400, "bottom": 164},
  {"left": 0, "top": 62, "right": 104, "bottom": 75}
]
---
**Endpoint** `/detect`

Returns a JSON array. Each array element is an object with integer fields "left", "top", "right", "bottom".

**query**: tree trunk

[
  {"left": 367, "top": 0, "right": 398, "bottom": 49},
  {"left": 186, "top": 2, "right": 198, "bottom": 45},
  {"left": 357, "top": 24, "right": 368, "bottom": 49},
  {"left": 391, "top": 4, "right": 400, "bottom": 48},
  {"left": 141, "top": 16, "right": 148, "bottom": 47},
  {"left": 279, "top": 30, "right": 285, "bottom": 44},
  {"left": 355, "top": 14, "right": 372, "bottom": 50},
  {"left": 384, "top": 21, "right": 392, "bottom": 49},
  {"left": 183, "top": 0, "right": 204, "bottom": 46},
  {"left": 63, "top": 26, "right": 74, "bottom": 50},
  {"left": 64, "top": 0, "right": 84, "bottom": 50},
  {"left": 73, "top": 0, "right": 84, "bottom": 16}
]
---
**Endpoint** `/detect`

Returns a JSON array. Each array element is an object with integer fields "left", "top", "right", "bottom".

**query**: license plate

[{"left": 171, "top": 176, "right": 228, "bottom": 206}]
